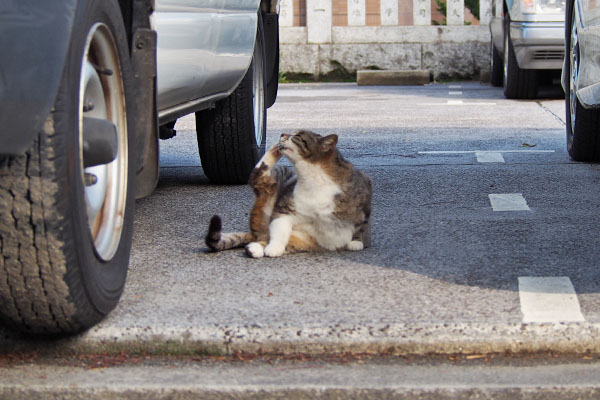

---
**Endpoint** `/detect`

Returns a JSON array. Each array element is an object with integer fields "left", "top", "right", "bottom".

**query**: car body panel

[
  {"left": 0, "top": 0, "right": 76, "bottom": 156},
  {"left": 509, "top": 21, "right": 564, "bottom": 68},
  {"left": 507, "top": 0, "right": 565, "bottom": 22},
  {"left": 572, "top": 0, "right": 600, "bottom": 107},
  {"left": 0, "top": 0, "right": 267, "bottom": 154},
  {"left": 154, "top": 0, "right": 259, "bottom": 123},
  {"left": 489, "top": 0, "right": 564, "bottom": 70},
  {"left": 490, "top": 16, "right": 505, "bottom": 51}
]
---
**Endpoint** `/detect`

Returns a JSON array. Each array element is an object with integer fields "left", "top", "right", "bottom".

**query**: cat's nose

[{"left": 280, "top": 133, "right": 290, "bottom": 140}]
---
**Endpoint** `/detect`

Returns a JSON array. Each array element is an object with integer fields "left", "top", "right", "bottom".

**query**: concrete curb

[
  {"left": 3, "top": 322, "right": 600, "bottom": 356},
  {"left": 356, "top": 70, "right": 431, "bottom": 86},
  {"left": 3, "top": 361, "right": 600, "bottom": 400}
]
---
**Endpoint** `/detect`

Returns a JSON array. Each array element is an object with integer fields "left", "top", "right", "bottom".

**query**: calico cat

[{"left": 205, "top": 130, "right": 372, "bottom": 258}]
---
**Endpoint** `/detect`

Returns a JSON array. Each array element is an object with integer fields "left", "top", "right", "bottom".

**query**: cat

[{"left": 205, "top": 130, "right": 372, "bottom": 258}]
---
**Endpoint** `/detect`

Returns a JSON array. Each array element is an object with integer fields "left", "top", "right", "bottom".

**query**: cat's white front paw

[
  {"left": 264, "top": 243, "right": 286, "bottom": 257},
  {"left": 347, "top": 241, "right": 364, "bottom": 251},
  {"left": 245, "top": 242, "right": 265, "bottom": 258}
]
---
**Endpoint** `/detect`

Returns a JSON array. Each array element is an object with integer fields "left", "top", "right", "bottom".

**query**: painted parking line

[
  {"left": 449, "top": 91, "right": 463, "bottom": 95},
  {"left": 417, "top": 101, "right": 497, "bottom": 106},
  {"left": 418, "top": 150, "right": 555, "bottom": 163},
  {"left": 419, "top": 150, "right": 555, "bottom": 154},
  {"left": 449, "top": 85, "right": 462, "bottom": 89},
  {"left": 475, "top": 152, "right": 505, "bottom": 163},
  {"left": 488, "top": 193, "right": 530, "bottom": 211},
  {"left": 518, "top": 277, "right": 585, "bottom": 323}
]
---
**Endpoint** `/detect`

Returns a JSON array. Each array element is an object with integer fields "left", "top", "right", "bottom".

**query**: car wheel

[
  {"left": 490, "top": 41, "right": 503, "bottom": 87},
  {"left": 0, "top": 0, "right": 136, "bottom": 334},
  {"left": 196, "top": 14, "right": 267, "bottom": 184},
  {"left": 503, "top": 17, "right": 538, "bottom": 99},
  {"left": 565, "top": 0, "right": 600, "bottom": 161}
]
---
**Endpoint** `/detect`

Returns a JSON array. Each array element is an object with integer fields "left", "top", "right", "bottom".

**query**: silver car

[
  {"left": 0, "top": 0, "right": 279, "bottom": 334},
  {"left": 154, "top": 1, "right": 280, "bottom": 186},
  {"left": 562, "top": 0, "right": 600, "bottom": 160},
  {"left": 489, "top": 0, "right": 565, "bottom": 98}
]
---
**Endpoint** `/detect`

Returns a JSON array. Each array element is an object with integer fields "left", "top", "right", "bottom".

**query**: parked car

[
  {"left": 562, "top": 0, "right": 600, "bottom": 160},
  {"left": 489, "top": 0, "right": 565, "bottom": 98},
  {"left": 0, "top": 0, "right": 280, "bottom": 334}
]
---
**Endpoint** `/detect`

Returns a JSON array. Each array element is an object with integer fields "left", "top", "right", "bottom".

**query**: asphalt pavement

[{"left": 2, "top": 82, "right": 600, "bottom": 359}]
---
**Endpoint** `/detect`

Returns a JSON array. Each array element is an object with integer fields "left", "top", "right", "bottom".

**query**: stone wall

[{"left": 278, "top": 0, "right": 494, "bottom": 80}]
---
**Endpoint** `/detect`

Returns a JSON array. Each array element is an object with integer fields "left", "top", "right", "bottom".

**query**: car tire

[
  {"left": 565, "top": 0, "right": 600, "bottom": 161},
  {"left": 196, "top": 13, "right": 267, "bottom": 184},
  {"left": 503, "top": 17, "right": 538, "bottom": 99},
  {"left": 490, "top": 41, "right": 503, "bottom": 87},
  {"left": 0, "top": 0, "right": 136, "bottom": 334}
]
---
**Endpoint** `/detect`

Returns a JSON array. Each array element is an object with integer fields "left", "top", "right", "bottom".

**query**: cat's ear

[{"left": 320, "top": 134, "right": 338, "bottom": 151}]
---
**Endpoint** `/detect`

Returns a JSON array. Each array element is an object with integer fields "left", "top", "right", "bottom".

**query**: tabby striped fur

[
  {"left": 205, "top": 130, "right": 372, "bottom": 258},
  {"left": 205, "top": 215, "right": 253, "bottom": 251}
]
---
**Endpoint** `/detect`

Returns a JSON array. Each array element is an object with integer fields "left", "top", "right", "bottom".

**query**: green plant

[{"left": 433, "top": 0, "right": 480, "bottom": 25}]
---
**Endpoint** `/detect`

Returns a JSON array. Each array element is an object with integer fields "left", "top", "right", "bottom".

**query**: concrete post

[
  {"left": 413, "top": 0, "right": 431, "bottom": 25},
  {"left": 479, "top": 0, "right": 493, "bottom": 25},
  {"left": 307, "top": 0, "right": 332, "bottom": 43},
  {"left": 494, "top": 0, "right": 502, "bottom": 17},
  {"left": 446, "top": 0, "right": 464, "bottom": 25},
  {"left": 380, "top": 0, "right": 399, "bottom": 25},
  {"left": 348, "top": 0, "right": 366, "bottom": 25},
  {"left": 279, "top": 0, "right": 294, "bottom": 27}
]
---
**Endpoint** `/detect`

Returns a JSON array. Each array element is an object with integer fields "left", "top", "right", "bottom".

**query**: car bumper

[{"left": 510, "top": 21, "right": 564, "bottom": 69}]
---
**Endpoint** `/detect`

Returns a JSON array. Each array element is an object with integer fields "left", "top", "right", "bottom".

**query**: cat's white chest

[
  {"left": 292, "top": 161, "right": 353, "bottom": 249},
  {"left": 293, "top": 162, "right": 340, "bottom": 218}
]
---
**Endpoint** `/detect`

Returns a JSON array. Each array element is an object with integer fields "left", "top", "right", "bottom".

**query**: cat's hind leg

[
  {"left": 286, "top": 231, "right": 321, "bottom": 253},
  {"left": 264, "top": 216, "right": 293, "bottom": 257},
  {"left": 249, "top": 230, "right": 320, "bottom": 257},
  {"left": 346, "top": 241, "right": 364, "bottom": 251},
  {"left": 245, "top": 241, "right": 267, "bottom": 258},
  {"left": 352, "top": 217, "right": 371, "bottom": 249},
  {"left": 347, "top": 218, "right": 369, "bottom": 252}
]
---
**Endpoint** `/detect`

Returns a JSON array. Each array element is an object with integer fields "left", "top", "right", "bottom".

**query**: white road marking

[
  {"left": 475, "top": 152, "right": 505, "bottom": 163},
  {"left": 449, "top": 91, "right": 463, "bottom": 95},
  {"left": 488, "top": 193, "right": 530, "bottom": 211},
  {"left": 419, "top": 149, "right": 554, "bottom": 163},
  {"left": 449, "top": 85, "right": 462, "bottom": 89},
  {"left": 417, "top": 101, "right": 497, "bottom": 106},
  {"left": 518, "top": 277, "right": 585, "bottom": 323},
  {"left": 419, "top": 150, "right": 555, "bottom": 155}
]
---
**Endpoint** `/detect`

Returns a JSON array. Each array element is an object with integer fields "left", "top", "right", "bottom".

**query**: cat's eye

[{"left": 292, "top": 135, "right": 307, "bottom": 149}]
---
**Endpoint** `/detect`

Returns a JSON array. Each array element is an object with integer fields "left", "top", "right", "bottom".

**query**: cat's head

[{"left": 278, "top": 130, "right": 338, "bottom": 164}]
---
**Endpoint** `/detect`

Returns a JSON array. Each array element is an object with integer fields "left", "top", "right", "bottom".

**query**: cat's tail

[{"left": 205, "top": 215, "right": 253, "bottom": 251}]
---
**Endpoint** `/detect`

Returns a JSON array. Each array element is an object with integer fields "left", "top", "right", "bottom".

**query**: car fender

[{"left": 0, "top": 0, "right": 77, "bottom": 156}]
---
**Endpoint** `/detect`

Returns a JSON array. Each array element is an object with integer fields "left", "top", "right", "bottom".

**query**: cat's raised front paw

[
  {"left": 269, "top": 144, "right": 282, "bottom": 158},
  {"left": 245, "top": 242, "right": 265, "bottom": 258},
  {"left": 264, "top": 243, "right": 286, "bottom": 257},
  {"left": 347, "top": 241, "right": 364, "bottom": 251}
]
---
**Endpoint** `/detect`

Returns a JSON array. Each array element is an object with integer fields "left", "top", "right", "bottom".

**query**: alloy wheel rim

[
  {"left": 490, "top": 42, "right": 495, "bottom": 72},
  {"left": 569, "top": 8, "right": 579, "bottom": 134},
  {"left": 252, "top": 37, "right": 265, "bottom": 147},
  {"left": 79, "top": 23, "right": 128, "bottom": 261},
  {"left": 503, "top": 33, "right": 509, "bottom": 86}
]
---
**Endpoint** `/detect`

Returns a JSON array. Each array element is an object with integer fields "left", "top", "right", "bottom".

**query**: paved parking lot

[{"left": 3, "top": 82, "right": 599, "bottom": 357}]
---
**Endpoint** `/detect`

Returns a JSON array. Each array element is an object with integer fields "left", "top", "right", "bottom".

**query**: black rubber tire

[
  {"left": 490, "top": 41, "right": 503, "bottom": 87},
  {"left": 565, "top": 0, "right": 600, "bottom": 161},
  {"left": 0, "top": 0, "right": 136, "bottom": 335},
  {"left": 503, "top": 17, "right": 538, "bottom": 99},
  {"left": 196, "top": 14, "right": 267, "bottom": 184}
]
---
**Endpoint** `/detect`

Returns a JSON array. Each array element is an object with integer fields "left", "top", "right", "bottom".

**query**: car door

[{"left": 154, "top": 0, "right": 258, "bottom": 116}]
